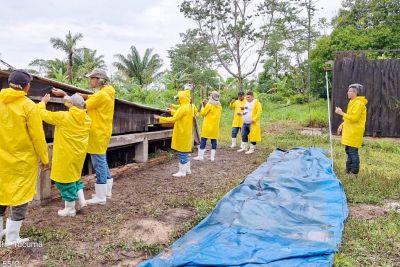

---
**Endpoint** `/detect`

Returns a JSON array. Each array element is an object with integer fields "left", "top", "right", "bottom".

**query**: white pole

[{"left": 325, "top": 71, "right": 334, "bottom": 169}]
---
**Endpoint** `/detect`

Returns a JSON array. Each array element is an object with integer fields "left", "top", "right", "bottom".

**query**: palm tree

[
  {"left": 73, "top": 48, "right": 106, "bottom": 81},
  {"left": 29, "top": 58, "right": 67, "bottom": 80},
  {"left": 113, "top": 46, "right": 163, "bottom": 87},
  {"left": 50, "top": 31, "right": 83, "bottom": 83}
]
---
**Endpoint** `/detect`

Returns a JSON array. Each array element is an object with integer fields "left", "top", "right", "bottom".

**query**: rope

[{"left": 325, "top": 71, "right": 334, "bottom": 169}]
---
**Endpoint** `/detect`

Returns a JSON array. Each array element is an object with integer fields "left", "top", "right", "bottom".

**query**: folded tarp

[{"left": 139, "top": 148, "right": 348, "bottom": 267}]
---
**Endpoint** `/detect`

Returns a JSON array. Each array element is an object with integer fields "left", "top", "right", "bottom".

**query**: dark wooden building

[{"left": 332, "top": 52, "right": 400, "bottom": 137}]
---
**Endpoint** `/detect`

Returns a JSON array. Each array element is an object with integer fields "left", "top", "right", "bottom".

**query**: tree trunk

[
  {"left": 68, "top": 53, "right": 73, "bottom": 84},
  {"left": 238, "top": 77, "right": 244, "bottom": 92}
]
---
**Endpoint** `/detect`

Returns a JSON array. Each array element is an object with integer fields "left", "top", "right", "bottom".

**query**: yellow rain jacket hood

[
  {"left": 38, "top": 102, "right": 91, "bottom": 183},
  {"left": 341, "top": 96, "right": 368, "bottom": 148},
  {"left": 200, "top": 103, "right": 222, "bottom": 139},
  {"left": 159, "top": 91, "right": 193, "bottom": 152},
  {"left": 229, "top": 98, "right": 246, "bottom": 127},
  {"left": 0, "top": 88, "right": 49, "bottom": 206},
  {"left": 86, "top": 84, "right": 115, "bottom": 154},
  {"left": 249, "top": 99, "right": 263, "bottom": 142}
]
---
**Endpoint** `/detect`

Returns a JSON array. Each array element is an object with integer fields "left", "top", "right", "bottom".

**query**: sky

[{"left": 0, "top": 0, "right": 342, "bottom": 75}]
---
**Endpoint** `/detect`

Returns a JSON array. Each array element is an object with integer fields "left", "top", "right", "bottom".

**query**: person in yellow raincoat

[
  {"left": 229, "top": 91, "right": 246, "bottom": 148},
  {"left": 237, "top": 91, "right": 262, "bottom": 154},
  {"left": 155, "top": 91, "right": 193, "bottom": 177},
  {"left": 167, "top": 84, "right": 198, "bottom": 173},
  {"left": 194, "top": 91, "right": 222, "bottom": 161},
  {"left": 52, "top": 68, "right": 115, "bottom": 205},
  {"left": 335, "top": 83, "right": 368, "bottom": 175},
  {"left": 38, "top": 93, "right": 91, "bottom": 217},
  {"left": 0, "top": 70, "right": 49, "bottom": 247}
]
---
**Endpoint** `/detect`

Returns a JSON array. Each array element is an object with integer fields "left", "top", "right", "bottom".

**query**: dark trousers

[
  {"left": 231, "top": 127, "right": 241, "bottom": 138},
  {"left": 345, "top": 146, "right": 360, "bottom": 174},
  {"left": 200, "top": 138, "right": 217, "bottom": 150},
  {"left": 0, "top": 203, "right": 29, "bottom": 221},
  {"left": 241, "top": 123, "right": 256, "bottom": 145}
]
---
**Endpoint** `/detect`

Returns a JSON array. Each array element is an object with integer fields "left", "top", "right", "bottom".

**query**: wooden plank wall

[
  {"left": 332, "top": 54, "right": 400, "bottom": 137},
  {"left": 0, "top": 74, "right": 168, "bottom": 139}
]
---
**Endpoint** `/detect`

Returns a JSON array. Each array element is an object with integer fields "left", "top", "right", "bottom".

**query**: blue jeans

[
  {"left": 178, "top": 153, "right": 189, "bottom": 164},
  {"left": 241, "top": 123, "right": 256, "bottom": 145},
  {"left": 200, "top": 138, "right": 217, "bottom": 150},
  {"left": 345, "top": 146, "right": 360, "bottom": 174},
  {"left": 231, "top": 127, "right": 241, "bottom": 138},
  {"left": 90, "top": 154, "right": 112, "bottom": 184}
]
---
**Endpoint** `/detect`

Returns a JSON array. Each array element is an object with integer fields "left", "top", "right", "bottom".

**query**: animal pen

[
  {"left": 0, "top": 70, "right": 184, "bottom": 202},
  {"left": 331, "top": 51, "right": 400, "bottom": 137}
]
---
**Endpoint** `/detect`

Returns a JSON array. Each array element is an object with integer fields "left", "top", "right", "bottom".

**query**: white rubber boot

[
  {"left": 230, "top": 138, "right": 237, "bottom": 148},
  {"left": 245, "top": 144, "right": 256, "bottom": 154},
  {"left": 0, "top": 216, "right": 5, "bottom": 239},
  {"left": 237, "top": 142, "right": 248, "bottom": 152},
  {"left": 5, "top": 219, "right": 29, "bottom": 247},
  {"left": 186, "top": 161, "right": 191, "bottom": 175},
  {"left": 193, "top": 149, "right": 205, "bottom": 160},
  {"left": 172, "top": 163, "right": 187, "bottom": 177},
  {"left": 77, "top": 189, "right": 87, "bottom": 209},
  {"left": 210, "top": 149, "right": 216, "bottom": 161},
  {"left": 58, "top": 201, "right": 76, "bottom": 217},
  {"left": 86, "top": 184, "right": 107, "bottom": 205},
  {"left": 106, "top": 178, "right": 113, "bottom": 199}
]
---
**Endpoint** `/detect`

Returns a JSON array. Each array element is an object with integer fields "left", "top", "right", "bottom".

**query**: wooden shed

[
  {"left": 0, "top": 69, "right": 199, "bottom": 201},
  {"left": 332, "top": 51, "right": 400, "bottom": 137}
]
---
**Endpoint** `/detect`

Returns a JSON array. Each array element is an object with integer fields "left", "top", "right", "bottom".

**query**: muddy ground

[{"left": 0, "top": 147, "right": 268, "bottom": 267}]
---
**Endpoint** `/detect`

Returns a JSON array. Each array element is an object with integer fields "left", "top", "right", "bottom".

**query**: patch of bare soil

[
  {"left": 299, "top": 127, "right": 325, "bottom": 136},
  {"left": 0, "top": 147, "right": 265, "bottom": 266},
  {"left": 349, "top": 204, "right": 387, "bottom": 220}
]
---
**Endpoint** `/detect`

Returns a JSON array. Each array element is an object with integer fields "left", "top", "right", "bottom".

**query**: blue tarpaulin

[{"left": 139, "top": 148, "right": 348, "bottom": 267}]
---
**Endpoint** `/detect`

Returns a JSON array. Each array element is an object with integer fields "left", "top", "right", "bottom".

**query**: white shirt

[{"left": 243, "top": 99, "right": 255, "bottom": 124}]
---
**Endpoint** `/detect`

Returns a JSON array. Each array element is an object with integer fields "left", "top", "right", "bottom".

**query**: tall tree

[
  {"left": 113, "top": 46, "right": 163, "bottom": 87},
  {"left": 168, "top": 29, "right": 220, "bottom": 99},
  {"left": 180, "top": 0, "right": 284, "bottom": 92},
  {"left": 50, "top": 31, "right": 83, "bottom": 83}
]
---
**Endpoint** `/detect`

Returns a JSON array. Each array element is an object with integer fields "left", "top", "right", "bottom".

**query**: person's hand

[
  {"left": 52, "top": 89, "right": 67, "bottom": 97},
  {"left": 79, "top": 93, "right": 88, "bottom": 100},
  {"left": 202, "top": 99, "right": 208, "bottom": 105},
  {"left": 335, "top": 107, "right": 344, "bottom": 116},
  {"left": 337, "top": 123, "right": 343, "bottom": 135},
  {"left": 154, "top": 115, "right": 161, "bottom": 121},
  {"left": 41, "top": 163, "right": 50, "bottom": 171},
  {"left": 41, "top": 94, "right": 50, "bottom": 104},
  {"left": 237, "top": 112, "right": 242, "bottom": 116},
  {"left": 251, "top": 120, "right": 255, "bottom": 124}
]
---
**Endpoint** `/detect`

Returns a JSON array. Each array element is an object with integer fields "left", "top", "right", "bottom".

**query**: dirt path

[{"left": 1, "top": 147, "right": 268, "bottom": 266}]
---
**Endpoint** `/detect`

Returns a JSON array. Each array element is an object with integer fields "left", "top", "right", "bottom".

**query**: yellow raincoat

[
  {"left": 341, "top": 96, "right": 368, "bottom": 148},
  {"left": 159, "top": 91, "right": 193, "bottom": 152},
  {"left": 229, "top": 99, "right": 246, "bottom": 127},
  {"left": 249, "top": 99, "right": 263, "bottom": 142},
  {"left": 0, "top": 88, "right": 49, "bottom": 206},
  {"left": 86, "top": 85, "right": 115, "bottom": 154},
  {"left": 38, "top": 102, "right": 91, "bottom": 183},
  {"left": 200, "top": 103, "right": 222, "bottom": 139}
]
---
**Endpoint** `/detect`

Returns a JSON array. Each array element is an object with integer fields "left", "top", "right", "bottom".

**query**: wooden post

[{"left": 34, "top": 145, "right": 53, "bottom": 203}]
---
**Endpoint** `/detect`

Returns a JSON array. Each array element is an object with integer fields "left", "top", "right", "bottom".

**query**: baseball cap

[
  {"left": 8, "top": 69, "right": 33, "bottom": 86},
  {"left": 86, "top": 68, "right": 109, "bottom": 81}
]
